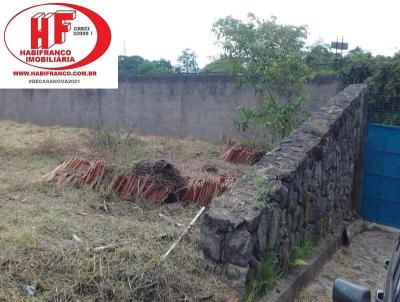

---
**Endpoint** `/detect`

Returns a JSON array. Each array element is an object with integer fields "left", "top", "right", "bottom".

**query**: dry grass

[
  {"left": 295, "top": 248, "right": 365, "bottom": 302},
  {"left": 296, "top": 291, "right": 326, "bottom": 302},
  {"left": 85, "top": 125, "right": 247, "bottom": 179},
  {"left": 0, "top": 121, "right": 243, "bottom": 302}
]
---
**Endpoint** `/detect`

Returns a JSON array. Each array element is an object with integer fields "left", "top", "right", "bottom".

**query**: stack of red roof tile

[
  {"left": 222, "top": 140, "right": 265, "bottom": 165},
  {"left": 178, "top": 174, "right": 236, "bottom": 206},
  {"left": 109, "top": 173, "right": 172, "bottom": 203},
  {"left": 82, "top": 160, "right": 113, "bottom": 190},
  {"left": 44, "top": 157, "right": 237, "bottom": 206}
]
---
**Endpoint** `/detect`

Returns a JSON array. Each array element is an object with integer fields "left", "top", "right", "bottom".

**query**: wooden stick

[
  {"left": 91, "top": 241, "right": 128, "bottom": 252},
  {"left": 161, "top": 206, "right": 206, "bottom": 261},
  {"left": 72, "top": 234, "right": 82, "bottom": 243},
  {"left": 103, "top": 199, "right": 110, "bottom": 214},
  {"left": 158, "top": 214, "right": 183, "bottom": 227}
]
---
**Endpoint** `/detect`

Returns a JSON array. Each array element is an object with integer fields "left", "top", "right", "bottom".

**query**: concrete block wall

[{"left": 0, "top": 75, "right": 341, "bottom": 141}]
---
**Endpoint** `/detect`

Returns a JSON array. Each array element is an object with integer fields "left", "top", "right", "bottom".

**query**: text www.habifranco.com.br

[{"left": 13, "top": 70, "right": 97, "bottom": 76}]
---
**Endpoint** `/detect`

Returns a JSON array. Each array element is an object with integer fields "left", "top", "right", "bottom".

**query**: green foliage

[
  {"left": 366, "top": 56, "right": 400, "bottom": 98},
  {"left": 304, "top": 43, "right": 376, "bottom": 82},
  {"left": 317, "top": 215, "right": 330, "bottom": 239},
  {"left": 339, "top": 48, "right": 376, "bottom": 86},
  {"left": 244, "top": 251, "right": 284, "bottom": 302},
  {"left": 118, "top": 55, "right": 175, "bottom": 76},
  {"left": 293, "top": 232, "right": 315, "bottom": 265},
  {"left": 255, "top": 178, "right": 270, "bottom": 204},
  {"left": 213, "top": 14, "right": 310, "bottom": 142},
  {"left": 89, "top": 126, "right": 127, "bottom": 150},
  {"left": 304, "top": 42, "right": 400, "bottom": 126},
  {"left": 201, "top": 56, "right": 234, "bottom": 74},
  {"left": 370, "top": 106, "right": 400, "bottom": 125},
  {"left": 244, "top": 170, "right": 271, "bottom": 204},
  {"left": 365, "top": 55, "right": 400, "bottom": 125},
  {"left": 118, "top": 50, "right": 200, "bottom": 76},
  {"left": 213, "top": 14, "right": 309, "bottom": 98},
  {"left": 88, "top": 126, "right": 147, "bottom": 159},
  {"left": 337, "top": 49, "right": 400, "bottom": 125},
  {"left": 243, "top": 170, "right": 257, "bottom": 182},
  {"left": 235, "top": 98, "right": 307, "bottom": 143},
  {"left": 176, "top": 49, "right": 199, "bottom": 73},
  {"left": 304, "top": 40, "right": 339, "bottom": 77}
]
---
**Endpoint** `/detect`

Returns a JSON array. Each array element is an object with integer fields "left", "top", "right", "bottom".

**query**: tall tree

[
  {"left": 177, "top": 49, "right": 199, "bottom": 73},
  {"left": 213, "top": 14, "right": 310, "bottom": 142}
]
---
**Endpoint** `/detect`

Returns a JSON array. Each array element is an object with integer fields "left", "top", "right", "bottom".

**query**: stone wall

[
  {"left": 200, "top": 84, "right": 368, "bottom": 293},
  {"left": 0, "top": 75, "right": 341, "bottom": 142}
]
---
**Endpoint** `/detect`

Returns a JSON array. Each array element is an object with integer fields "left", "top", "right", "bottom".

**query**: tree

[
  {"left": 333, "top": 47, "right": 400, "bottom": 126},
  {"left": 304, "top": 40, "right": 338, "bottom": 76},
  {"left": 118, "top": 55, "right": 175, "bottom": 76},
  {"left": 177, "top": 49, "right": 199, "bottom": 73},
  {"left": 365, "top": 55, "right": 400, "bottom": 125},
  {"left": 201, "top": 56, "right": 234, "bottom": 74},
  {"left": 212, "top": 14, "right": 310, "bottom": 142},
  {"left": 339, "top": 48, "right": 375, "bottom": 86}
]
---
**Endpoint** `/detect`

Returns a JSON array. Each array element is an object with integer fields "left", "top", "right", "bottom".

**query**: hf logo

[
  {"left": 31, "top": 10, "right": 76, "bottom": 49},
  {"left": 4, "top": 3, "right": 111, "bottom": 70}
]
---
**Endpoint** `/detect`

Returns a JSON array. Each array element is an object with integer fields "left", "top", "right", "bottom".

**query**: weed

[
  {"left": 317, "top": 214, "right": 331, "bottom": 240},
  {"left": 89, "top": 126, "right": 124, "bottom": 148},
  {"left": 243, "top": 170, "right": 271, "bottom": 204},
  {"left": 310, "top": 180, "right": 319, "bottom": 192},
  {"left": 0, "top": 145, "right": 10, "bottom": 157},
  {"left": 238, "top": 198, "right": 248, "bottom": 206},
  {"left": 34, "top": 133, "right": 61, "bottom": 156},
  {"left": 243, "top": 170, "right": 257, "bottom": 182},
  {"left": 89, "top": 127, "right": 142, "bottom": 152},
  {"left": 307, "top": 119, "right": 328, "bottom": 137},
  {"left": 2, "top": 227, "right": 39, "bottom": 247},
  {"left": 114, "top": 140, "right": 148, "bottom": 163},
  {"left": 255, "top": 177, "right": 271, "bottom": 204},
  {"left": 244, "top": 251, "right": 284, "bottom": 302},
  {"left": 88, "top": 126, "right": 150, "bottom": 164},
  {"left": 292, "top": 232, "right": 316, "bottom": 265}
]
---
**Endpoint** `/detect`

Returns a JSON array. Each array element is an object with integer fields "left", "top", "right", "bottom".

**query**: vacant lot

[{"left": 0, "top": 121, "right": 248, "bottom": 302}]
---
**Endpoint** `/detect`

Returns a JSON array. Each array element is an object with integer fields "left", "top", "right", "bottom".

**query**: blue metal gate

[{"left": 361, "top": 123, "right": 400, "bottom": 227}]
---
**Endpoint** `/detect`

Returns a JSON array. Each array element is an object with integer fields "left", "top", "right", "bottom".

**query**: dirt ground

[
  {"left": 0, "top": 121, "right": 248, "bottom": 302},
  {"left": 296, "top": 225, "right": 400, "bottom": 302}
]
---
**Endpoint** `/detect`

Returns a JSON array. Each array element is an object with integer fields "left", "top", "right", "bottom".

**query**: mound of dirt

[{"left": 132, "top": 159, "right": 187, "bottom": 191}]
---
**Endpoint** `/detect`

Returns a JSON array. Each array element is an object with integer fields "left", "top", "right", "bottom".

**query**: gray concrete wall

[
  {"left": 200, "top": 85, "right": 368, "bottom": 293},
  {"left": 0, "top": 75, "right": 341, "bottom": 141}
]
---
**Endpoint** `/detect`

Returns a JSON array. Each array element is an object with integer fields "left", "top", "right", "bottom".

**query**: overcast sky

[{"left": 114, "top": 0, "right": 399, "bottom": 67}]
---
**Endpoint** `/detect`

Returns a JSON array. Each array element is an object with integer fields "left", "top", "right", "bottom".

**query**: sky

[{"left": 114, "top": 0, "right": 400, "bottom": 67}]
